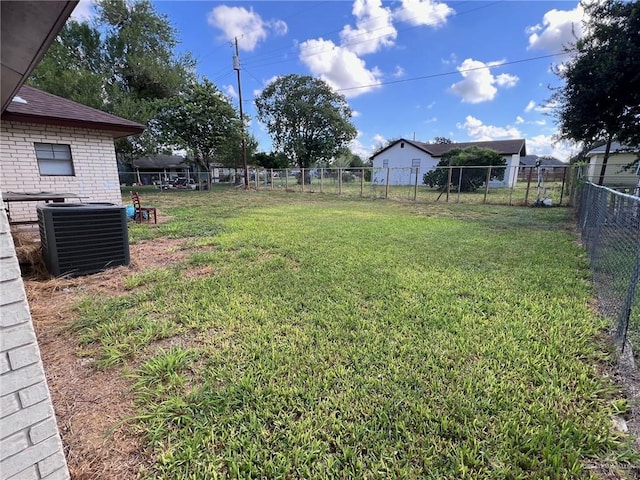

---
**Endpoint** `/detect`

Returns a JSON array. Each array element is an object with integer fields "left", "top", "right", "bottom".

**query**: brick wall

[
  {"left": 0, "top": 121, "right": 122, "bottom": 223},
  {"left": 0, "top": 198, "right": 69, "bottom": 479}
]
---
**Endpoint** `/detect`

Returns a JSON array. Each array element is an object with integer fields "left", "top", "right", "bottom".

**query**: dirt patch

[{"left": 21, "top": 234, "right": 199, "bottom": 480}]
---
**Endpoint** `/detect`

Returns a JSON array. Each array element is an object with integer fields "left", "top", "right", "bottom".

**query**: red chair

[{"left": 131, "top": 192, "right": 157, "bottom": 224}]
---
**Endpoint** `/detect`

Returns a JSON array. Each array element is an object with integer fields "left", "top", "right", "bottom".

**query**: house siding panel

[
  {"left": 0, "top": 121, "right": 122, "bottom": 223},
  {"left": 371, "top": 143, "right": 439, "bottom": 185}
]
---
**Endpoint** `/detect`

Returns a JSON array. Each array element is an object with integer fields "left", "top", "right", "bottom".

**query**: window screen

[{"left": 35, "top": 143, "right": 74, "bottom": 176}]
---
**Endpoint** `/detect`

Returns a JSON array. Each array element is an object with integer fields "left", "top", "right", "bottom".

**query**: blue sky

[{"left": 72, "top": 0, "right": 589, "bottom": 160}]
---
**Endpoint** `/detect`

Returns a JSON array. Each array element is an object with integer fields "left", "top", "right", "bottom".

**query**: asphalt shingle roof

[
  {"left": 2, "top": 85, "right": 145, "bottom": 138},
  {"left": 370, "top": 138, "right": 526, "bottom": 159},
  {"left": 133, "top": 155, "right": 189, "bottom": 169}
]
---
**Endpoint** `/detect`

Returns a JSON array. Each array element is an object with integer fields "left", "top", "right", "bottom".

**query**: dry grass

[{"left": 19, "top": 231, "right": 198, "bottom": 480}]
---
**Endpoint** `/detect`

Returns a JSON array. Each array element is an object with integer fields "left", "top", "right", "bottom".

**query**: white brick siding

[
  {"left": 0, "top": 199, "right": 69, "bottom": 479},
  {"left": 0, "top": 121, "right": 122, "bottom": 223}
]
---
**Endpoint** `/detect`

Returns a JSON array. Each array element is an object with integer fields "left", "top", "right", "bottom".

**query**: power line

[
  {"left": 334, "top": 52, "right": 568, "bottom": 94},
  {"left": 241, "top": 51, "right": 569, "bottom": 102}
]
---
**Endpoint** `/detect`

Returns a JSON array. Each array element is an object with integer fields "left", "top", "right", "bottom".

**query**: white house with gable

[{"left": 369, "top": 138, "right": 527, "bottom": 187}]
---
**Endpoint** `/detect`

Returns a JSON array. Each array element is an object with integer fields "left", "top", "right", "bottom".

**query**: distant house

[
  {"left": 518, "top": 155, "right": 567, "bottom": 182},
  {"left": 1, "top": 85, "right": 144, "bottom": 222},
  {"left": 585, "top": 142, "right": 640, "bottom": 187},
  {"left": 131, "top": 154, "right": 191, "bottom": 185},
  {"left": 369, "top": 138, "right": 526, "bottom": 187}
]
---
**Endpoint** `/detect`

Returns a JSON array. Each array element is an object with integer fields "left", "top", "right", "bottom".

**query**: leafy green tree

[
  {"left": 255, "top": 74, "right": 357, "bottom": 174},
  {"left": 29, "top": 21, "right": 105, "bottom": 109},
  {"left": 29, "top": 0, "right": 195, "bottom": 163},
  {"left": 254, "top": 152, "right": 290, "bottom": 169},
  {"left": 552, "top": 0, "right": 640, "bottom": 184},
  {"left": 423, "top": 146, "right": 506, "bottom": 192},
  {"left": 152, "top": 79, "right": 242, "bottom": 187},
  {"left": 214, "top": 129, "right": 258, "bottom": 168}
]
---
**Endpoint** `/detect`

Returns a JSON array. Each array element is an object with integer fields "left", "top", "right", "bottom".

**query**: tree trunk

[{"left": 597, "top": 136, "right": 613, "bottom": 186}]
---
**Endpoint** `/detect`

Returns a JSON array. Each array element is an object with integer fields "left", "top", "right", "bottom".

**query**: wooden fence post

[
  {"left": 483, "top": 166, "right": 492, "bottom": 204},
  {"left": 385, "top": 168, "right": 390, "bottom": 199},
  {"left": 446, "top": 166, "right": 452, "bottom": 202}
]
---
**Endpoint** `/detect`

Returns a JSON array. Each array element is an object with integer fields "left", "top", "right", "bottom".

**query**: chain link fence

[
  {"left": 121, "top": 164, "right": 579, "bottom": 206},
  {"left": 578, "top": 182, "right": 640, "bottom": 360}
]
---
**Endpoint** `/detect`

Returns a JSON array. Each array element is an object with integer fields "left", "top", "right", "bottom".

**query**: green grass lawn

[{"left": 74, "top": 190, "right": 636, "bottom": 479}]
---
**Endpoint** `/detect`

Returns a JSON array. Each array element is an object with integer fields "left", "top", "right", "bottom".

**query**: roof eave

[{"left": 2, "top": 112, "right": 145, "bottom": 138}]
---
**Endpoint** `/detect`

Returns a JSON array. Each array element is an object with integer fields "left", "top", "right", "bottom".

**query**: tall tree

[
  {"left": 255, "top": 75, "right": 357, "bottom": 173},
  {"left": 152, "top": 79, "right": 242, "bottom": 187},
  {"left": 29, "top": 21, "right": 105, "bottom": 109},
  {"left": 29, "top": 0, "right": 195, "bottom": 163},
  {"left": 552, "top": 0, "right": 640, "bottom": 184}
]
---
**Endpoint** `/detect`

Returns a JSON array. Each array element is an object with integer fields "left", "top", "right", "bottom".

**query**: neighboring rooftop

[
  {"left": 371, "top": 138, "right": 526, "bottom": 159},
  {"left": 2, "top": 85, "right": 145, "bottom": 138},
  {"left": 520, "top": 155, "right": 566, "bottom": 167},
  {"left": 586, "top": 142, "right": 639, "bottom": 155},
  {"left": 133, "top": 155, "right": 189, "bottom": 169}
]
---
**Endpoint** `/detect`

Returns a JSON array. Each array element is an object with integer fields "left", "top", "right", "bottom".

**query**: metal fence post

[{"left": 617, "top": 251, "right": 640, "bottom": 352}]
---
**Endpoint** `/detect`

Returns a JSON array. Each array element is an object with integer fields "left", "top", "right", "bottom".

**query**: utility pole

[{"left": 233, "top": 37, "right": 249, "bottom": 188}]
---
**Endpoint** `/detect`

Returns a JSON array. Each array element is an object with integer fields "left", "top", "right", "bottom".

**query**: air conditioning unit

[{"left": 38, "top": 203, "right": 130, "bottom": 277}]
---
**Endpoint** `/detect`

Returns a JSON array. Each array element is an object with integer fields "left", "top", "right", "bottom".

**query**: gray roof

[
  {"left": 370, "top": 138, "right": 526, "bottom": 159},
  {"left": 133, "top": 155, "right": 189, "bottom": 169},
  {"left": 586, "top": 142, "right": 639, "bottom": 156},
  {"left": 520, "top": 155, "right": 566, "bottom": 167},
  {"left": 3, "top": 85, "right": 145, "bottom": 138}
]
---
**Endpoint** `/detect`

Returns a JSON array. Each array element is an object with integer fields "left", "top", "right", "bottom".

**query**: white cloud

[
  {"left": 524, "top": 100, "right": 536, "bottom": 113},
  {"left": 207, "top": 6, "right": 287, "bottom": 51},
  {"left": 350, "top": 134, "right": 372, "bottom": 159},
  {"left": 441, "top": 53, "right": 458, "bottom": 65},
  {"left": 450, "top": 58, "right": 519, "bottom": 103},
  {"left": 495, "top": 73, "right": 518, "bottom": 88},
  {"left": 457, "top": 115, "right": 522, "bottom": 141},
  {"left": 515, "top": 116, "right": 525, "bottom": 124},
  {"left": 271, "top": 19, "right": 288, "bottom": 36},
  {"left": 527, "top": 134, "right": 578, "bottom": 161},
  {"left": 372, "top": 133, "right": 386, "bottom": 147},
  {"left": 352, "top": 110, "right": 362, "bottom": 118},
  {"left": 394, "top": 0, "right": 454, "bottom": 27},
  {"left": 223, "top": 84, "right": 238, "bottom": 99},
  {"left": 527, "top": 4, "right": 586, "bottom": 51},
  {"left": 340, "top": 0, "right": 397, "bottom": 55},
  {"left": 393, "top": 66, "right": 406, "bottom": 78},
  {"left": 299, "top": 38, "right": 382, "bottom": 98},
  {"left": 70, "top": 0, "right": 94, "bottom": 22},
  {"left": 253, "top": 75, "right": 280, "bottom": 97}
]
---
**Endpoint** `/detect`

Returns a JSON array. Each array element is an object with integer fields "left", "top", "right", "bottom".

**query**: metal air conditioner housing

[{"left": 37, "top": 203, "right": 130, "bottom": 277}]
